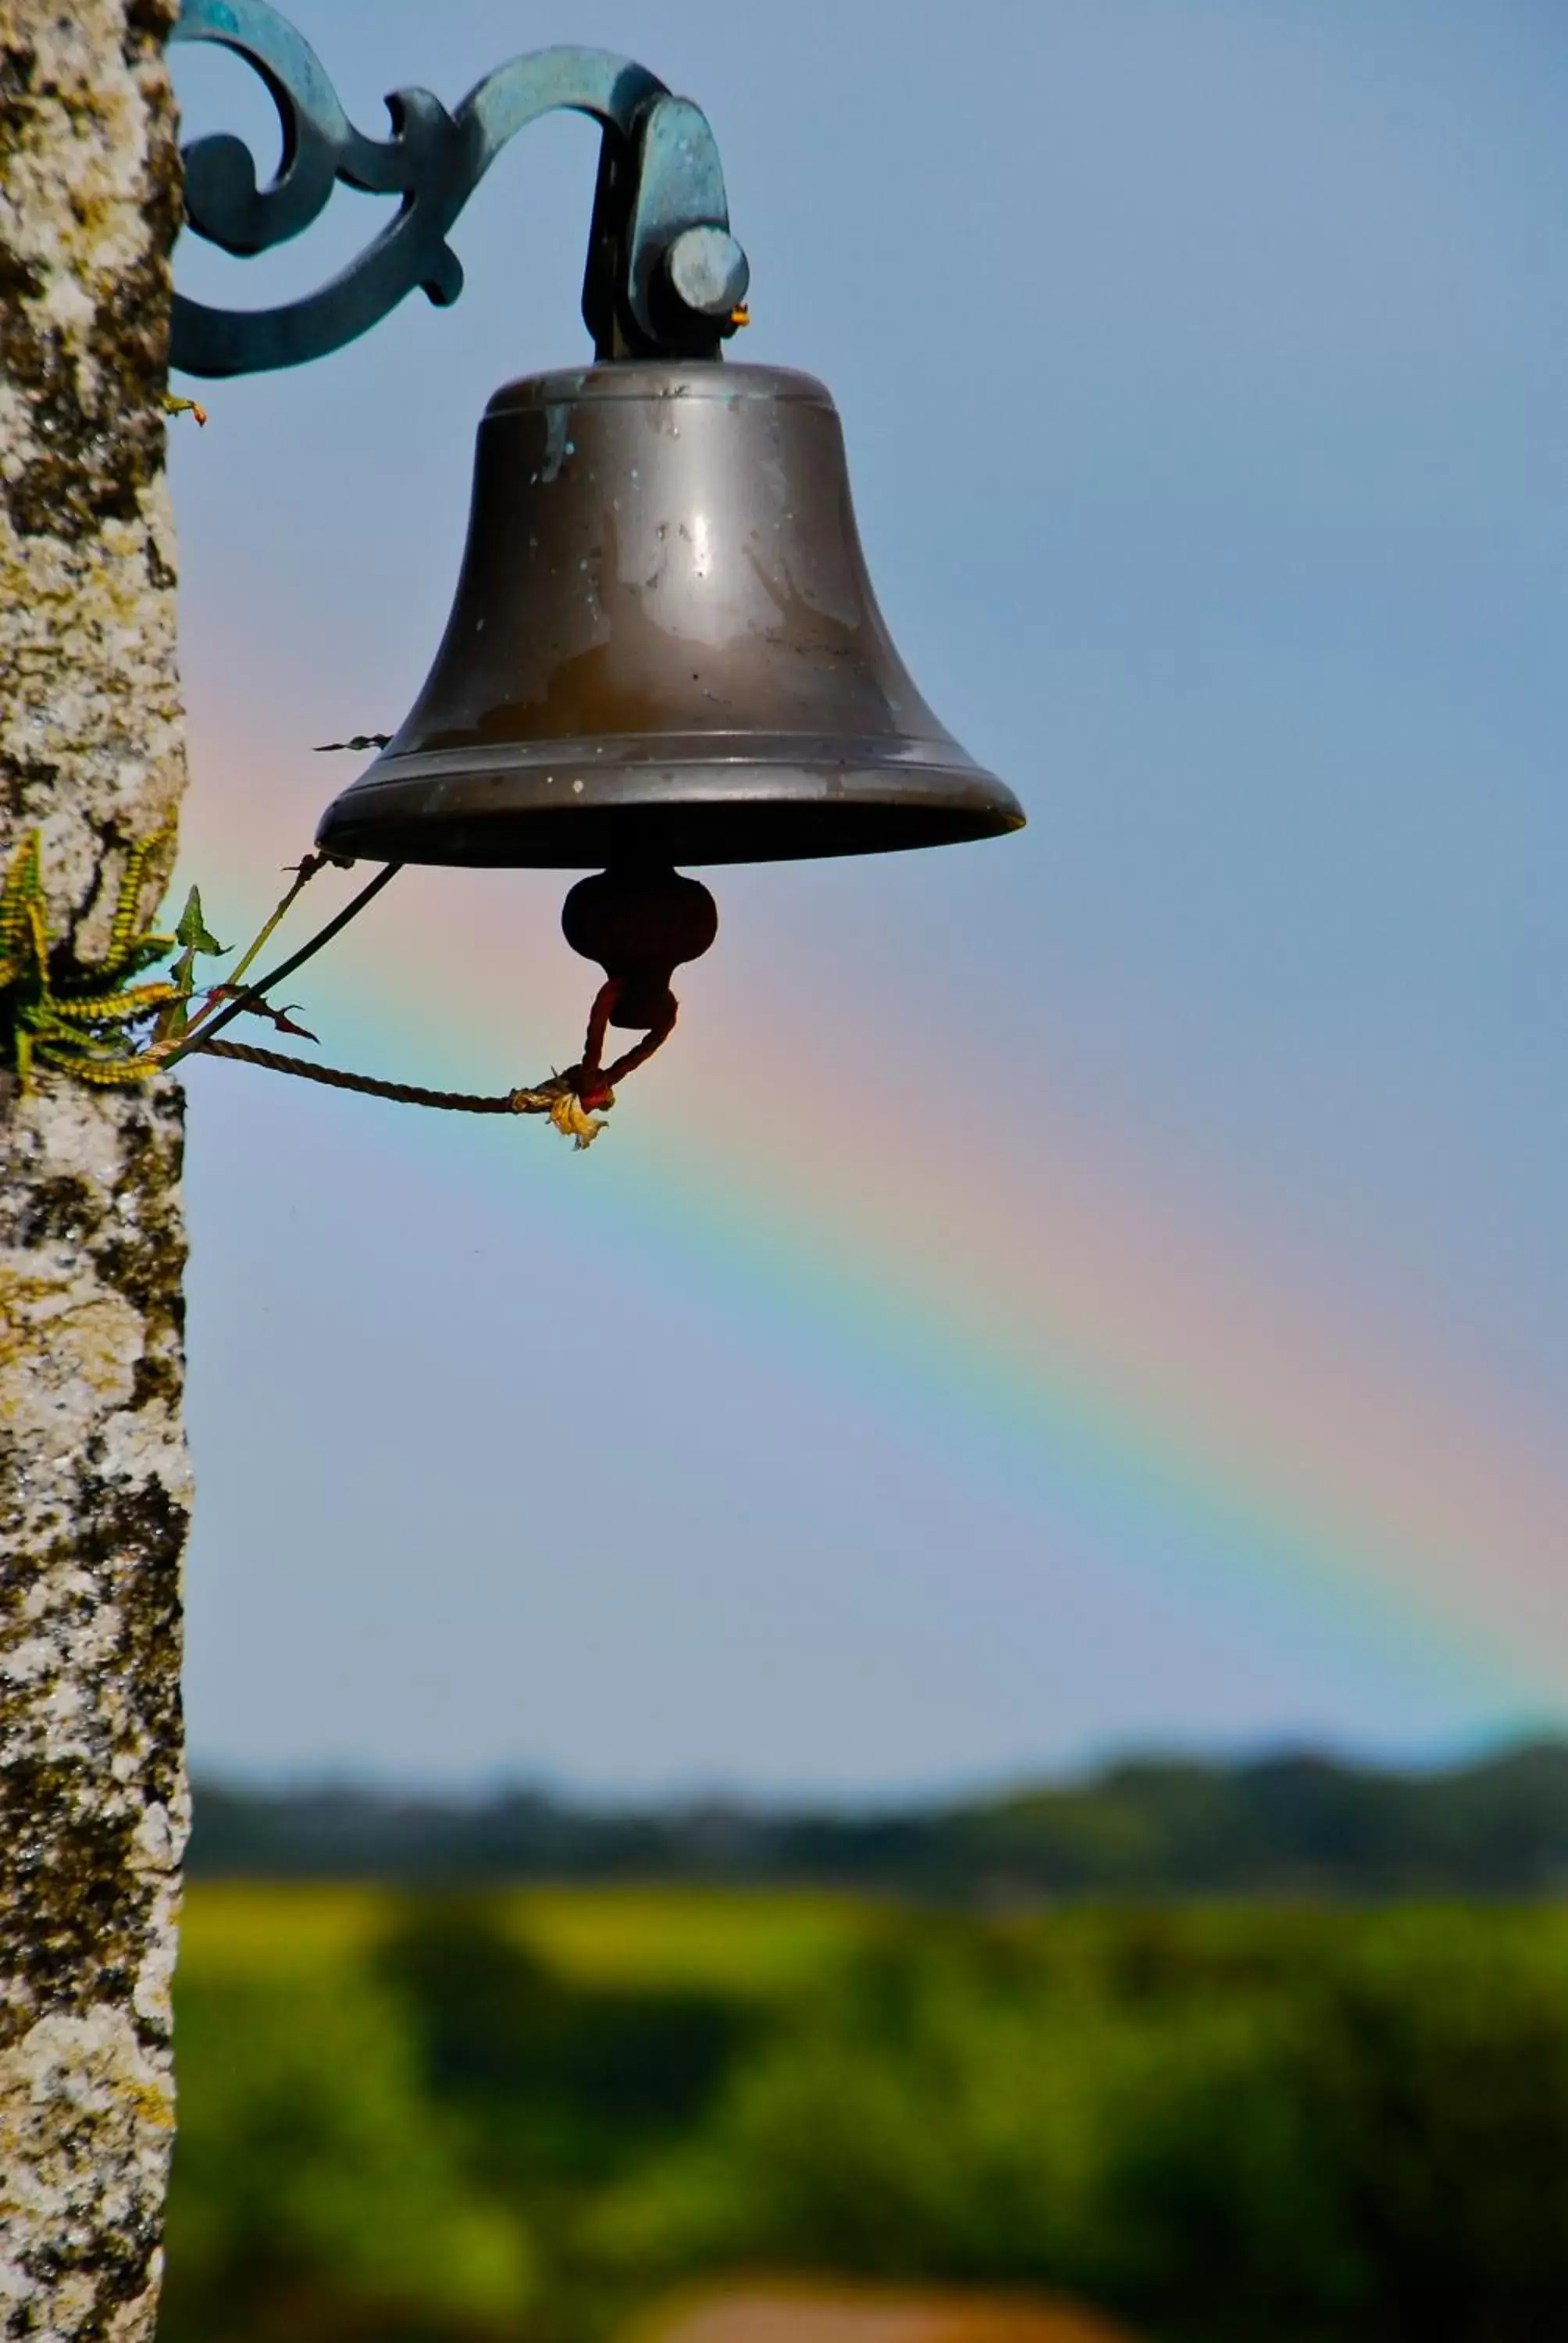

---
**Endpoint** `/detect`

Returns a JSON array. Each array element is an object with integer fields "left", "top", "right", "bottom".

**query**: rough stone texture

[{"left": 0, "top": 5, "right": 191, "bottom": 2338}]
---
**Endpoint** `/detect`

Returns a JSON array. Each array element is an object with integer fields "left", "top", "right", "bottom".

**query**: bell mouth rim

[
  {"left": 314, "top": 805, "right": 1026, "bottom": 872},
  {"left": 315, "top": 739, "right": 1025, "bottom": 870}
]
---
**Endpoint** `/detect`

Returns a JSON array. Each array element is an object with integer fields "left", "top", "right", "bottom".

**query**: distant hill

[{"left": 188, "top": 1740, "right": 1568, "bottom": 1898}]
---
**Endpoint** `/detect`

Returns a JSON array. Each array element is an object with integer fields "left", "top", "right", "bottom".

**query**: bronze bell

[{"left": 315, "top": 362, "right": 1024, "bottom": 868}]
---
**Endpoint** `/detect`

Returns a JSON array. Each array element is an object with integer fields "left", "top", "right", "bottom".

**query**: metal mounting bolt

[{"left": 664, "top": 223, "right": 750, "bottom": 320}]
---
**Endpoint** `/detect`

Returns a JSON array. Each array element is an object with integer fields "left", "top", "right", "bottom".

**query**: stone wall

[{"left": 0, "top": 5, "right": 191, "bottom": 2337}]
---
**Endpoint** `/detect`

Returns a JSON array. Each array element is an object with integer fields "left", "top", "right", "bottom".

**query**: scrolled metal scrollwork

[{"left": 169, "top": 0, "right": 739, "bottom": 378}]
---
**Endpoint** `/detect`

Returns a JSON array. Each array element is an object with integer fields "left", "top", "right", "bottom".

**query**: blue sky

[{"left": 168, "top": 0, "right": 1567, "bottom": 1795}]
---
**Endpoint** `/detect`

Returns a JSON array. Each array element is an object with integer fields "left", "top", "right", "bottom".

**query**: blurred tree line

[
  {"left": 161, "top": 1891, "right": 1568, "bottom": 2343},
  {"left": 189, "top": 1742, "right": 1568, "bottom": 1899}
]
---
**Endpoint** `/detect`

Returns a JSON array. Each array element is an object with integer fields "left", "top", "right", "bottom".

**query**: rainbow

[{"left": 176, "top": 733, "right": 1568, "bottom": 1734}]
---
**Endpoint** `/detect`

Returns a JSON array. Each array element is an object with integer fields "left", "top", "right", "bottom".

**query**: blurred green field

[
  {"left": 180, "top": 1881, "right": 886, "bottom": 1996},
  {"left": 166, "top": 1885, "right": 1568, "bottom": 2343}
]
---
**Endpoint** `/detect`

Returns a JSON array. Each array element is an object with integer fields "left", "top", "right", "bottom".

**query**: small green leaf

[{"left": 175, "top": 886, "right": 226, "bottom": 957}]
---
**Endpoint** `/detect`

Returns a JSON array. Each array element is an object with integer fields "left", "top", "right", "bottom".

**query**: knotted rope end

[{"left": 548, "top": 1089, "right": 612, "bottom": 1149}]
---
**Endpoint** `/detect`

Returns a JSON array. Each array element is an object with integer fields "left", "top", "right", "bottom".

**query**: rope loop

[{"left": 563, "top": 979, "right": 679, "bottom": 1113}]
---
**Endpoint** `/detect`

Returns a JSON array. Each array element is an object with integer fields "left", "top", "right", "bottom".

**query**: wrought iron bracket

[{"left": 169, "top": 0, "right": 750, "bottom": 377}]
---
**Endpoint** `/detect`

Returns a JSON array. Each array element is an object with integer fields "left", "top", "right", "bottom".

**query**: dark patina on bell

[{"left": 315, "top": 362, "right": 1024, "bottom": 868}]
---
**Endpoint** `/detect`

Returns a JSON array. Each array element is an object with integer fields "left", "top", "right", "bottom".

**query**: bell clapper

[
  {"left": 561, "top": 865, "right": 718, "bottom": 1033},
  {"left": 556, "top": 865, "right": 718, "bottom": 1110}
]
